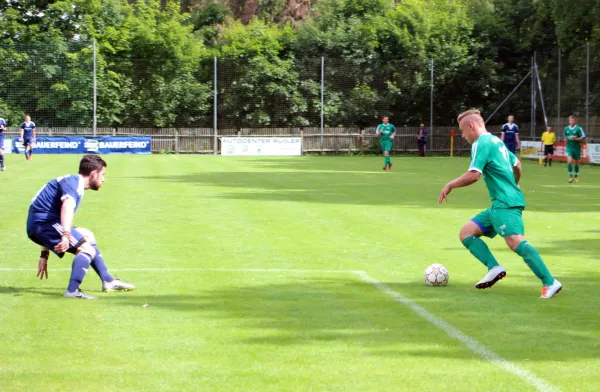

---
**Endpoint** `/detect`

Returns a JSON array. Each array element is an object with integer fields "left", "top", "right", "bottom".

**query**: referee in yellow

[{"left": 540, "top": 126, "right": 556, "bottom": 167}]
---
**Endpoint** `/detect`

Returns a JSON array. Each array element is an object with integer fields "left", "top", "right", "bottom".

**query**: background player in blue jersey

[
  {"left": 27, "top": 155, "right": 135, "bottom": 299},
  {"left": 20, "top": 114, "right": 36, "bottom": 160},
  {"left": 500, "top": 114, "right": 520, "bottom": 154},
  {"left": 0, "top": 115, "right": 6, "bottom": 171}
]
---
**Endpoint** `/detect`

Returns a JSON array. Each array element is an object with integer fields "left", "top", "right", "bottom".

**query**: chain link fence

[{"left": 1, "top": 42, "right": 599, "bottom": 154}]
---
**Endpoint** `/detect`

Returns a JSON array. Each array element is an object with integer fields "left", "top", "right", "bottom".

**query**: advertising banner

[
  {"left": 221, "top": 137, "right": 302, "bottom": 156},
  {"left": 2, "top": 138, "right": 12, "bottom": 154},
  {"left": 588, "top": 144, "right": 600, "bottom": 164},
  {"left": 520, "top": 141, "right": 541, "bottom": 159},
  {"left": 520, "top": 140, "right": 589, "bottom": 163},
  {"left": 12, "top": 136, "right": 151, "bottom": 155}
]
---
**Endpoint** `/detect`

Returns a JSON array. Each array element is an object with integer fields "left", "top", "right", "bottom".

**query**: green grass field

[{"left": 1, "top": 154, "right": 599, "bottom": 392}]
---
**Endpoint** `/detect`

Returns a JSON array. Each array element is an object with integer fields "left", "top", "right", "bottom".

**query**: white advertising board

[
  {"left": 2, "top": 138, "right": 12, "bottom": 154},
  {"left": 520, "top": 141, "right": 541, "bottom": 159},
  {"left": 221, "top": 137, "right": 302, "bottom": 156},
  {"left": 588, "top": 144, "right": 600, "bottom": 164}
]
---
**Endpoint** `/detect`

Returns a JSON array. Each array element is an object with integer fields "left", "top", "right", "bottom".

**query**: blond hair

[{"left": 457, "top": 109, "right": 484, "bottom": 124}]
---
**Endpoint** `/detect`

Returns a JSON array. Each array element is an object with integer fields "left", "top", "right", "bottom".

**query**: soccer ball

[{"left": 424, "top": 263, "right": 449, "bottom": 286}]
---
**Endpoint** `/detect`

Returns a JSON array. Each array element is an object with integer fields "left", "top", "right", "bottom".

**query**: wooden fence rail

[{"left": 3, "top": 125, "right": 594, "bottom": 155}]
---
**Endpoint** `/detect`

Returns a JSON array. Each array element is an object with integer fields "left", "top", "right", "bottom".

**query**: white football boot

[
  {"left": 102, "top": 279, "right": 136, "bottom": 292},
  {"left": 540, "top": 279, "right": 562, "bottom": 299},
  {"left": 475, "top": 266, "right": 507, "bottom": 289},
  {"left": 63, "top": 289, "right": 97, "bottom": 300}
]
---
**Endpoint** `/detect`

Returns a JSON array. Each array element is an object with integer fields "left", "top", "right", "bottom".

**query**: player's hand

[
  {"left": 19, "top": 137, "right": 23, "bottom": 143},
  {"left": 438, "top": 184, "right": 452, "bottom": 204},
  {"left": 37, "top": 257, "right": 48, "bottom": 280},
  {"left": 54, "top": 236, "right": 70, "bottom": 253}
]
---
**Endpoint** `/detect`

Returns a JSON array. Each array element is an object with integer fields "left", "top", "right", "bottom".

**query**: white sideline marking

[
  {"left": 0, "top": 267, "right": 349, "bottom": 274},
  {"left": 171, "top": 155, "right": 180, "bottom": 160},
  {"left": 352, "top": 271, "right": 560, "bottom": 392}
]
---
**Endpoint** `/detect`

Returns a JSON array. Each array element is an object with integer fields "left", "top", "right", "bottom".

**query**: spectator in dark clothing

[{"left": 418, "top": 124, "right": 428, "bottom": 157}]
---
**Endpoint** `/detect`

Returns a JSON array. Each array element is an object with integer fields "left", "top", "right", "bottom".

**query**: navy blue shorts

[
  {"left": 23, "top": 138, "right": 33, "bottom": 148},
  {"left": 505, "top": 143, "right": 517, "bottom": 154},
  {"left": 27, "top": 222, "right": 85, "bottom": 258}
]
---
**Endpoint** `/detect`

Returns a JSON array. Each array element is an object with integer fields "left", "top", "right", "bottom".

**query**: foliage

[{"left": 1, "top": 0, "right": 599, "bottom": 128}]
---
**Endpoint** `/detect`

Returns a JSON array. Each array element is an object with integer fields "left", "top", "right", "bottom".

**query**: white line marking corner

[{"left": 352, "top": 271, "right": 559, "bottom": 392}]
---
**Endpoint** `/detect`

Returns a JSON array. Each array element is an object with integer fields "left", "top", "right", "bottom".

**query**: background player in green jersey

[
  {"left": 438, "top": 110, "right": 562, "bottom": 299},
  {"left": 564, "top": 115, "right": 586, "bottom": 183},
  {"left": 376, "top": 116, "right": 396, "bottom": 170}
]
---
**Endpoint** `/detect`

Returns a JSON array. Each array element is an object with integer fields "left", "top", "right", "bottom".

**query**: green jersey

[
  {"left": 376, "top": 123, "right": 396, "bottom": 142},
  {"left": 564, "top": 125, "right": 585, "bottom": 149},
  {"left": 468, "top": 133, "right": 525, "bottom": 209}
]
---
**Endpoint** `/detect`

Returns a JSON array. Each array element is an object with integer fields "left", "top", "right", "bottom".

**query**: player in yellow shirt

[{"left": 540, "top": 126, "right": 556, "bottom": 167}]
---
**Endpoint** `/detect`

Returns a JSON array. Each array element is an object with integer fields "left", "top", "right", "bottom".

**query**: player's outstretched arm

[
  {"left": 37, "top": 248, "right": 50, "bottom": 280},
  {"left": 55, "top": 198, "right": 76, "bottom": 253},
  {"left": 438, "top": 170, "right": 481, "bottom": 204}
]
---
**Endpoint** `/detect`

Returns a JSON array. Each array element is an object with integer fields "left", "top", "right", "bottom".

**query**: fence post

[
  {"left": 320, "top": 56, "right": 325, "bottom": 155},
  {"left": 531, "top": 55, "right": 536, "bottom": 138},
  {"left": 557, "top": 47, "right": 561, "bottom": 130},
  {"left": 300, "top": 130, "right": 304, "bottom": 155},
  {"left": 534, "top": 57, "right": 549, "bottom": 130},
  {"left": 430, "top": 58, "right": 434, "bottom": 153},
  {"left": 213, "top": 56, "right": 218, "bottom": 155},
  {"left": 93, "top": 38, "right": 97, "bottom": 137},
  {"left": 586, "top": 42, "right": 590, "bottom": 133},
  {"left": 175, "top": 128, "right": 179, "bottom": 154},
  {"left": 360, "top": 129, "right": 364, "bottom": 155}
]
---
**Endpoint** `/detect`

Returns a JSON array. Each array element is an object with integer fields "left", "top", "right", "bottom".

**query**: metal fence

[
  {"left": 0, "top": 125, "right": 480, "bottom": 155},
  {"left": 2, "top": 42, "right": 600, "bottom": 147}
]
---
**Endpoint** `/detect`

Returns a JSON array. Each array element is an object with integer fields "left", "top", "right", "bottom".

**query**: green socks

[
  {"left": 515, "top": 241, "right": 554, "bottom": 286},
  {"left": 462, "top": 236, "right": 500, "bottom": 269},
  {"left": 384, "top": 156, "right": 391, "bottom": 166},
  {"left": 462, "top": 237, "right": 555, "bottom": 286},
  {"left": 575, "top": 165, "right": 579, "bottom": 178},
  {"left": 568, "top": 164, "right": 573, "bottom": 177}
]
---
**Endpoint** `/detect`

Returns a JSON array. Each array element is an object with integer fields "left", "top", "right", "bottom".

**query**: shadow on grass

[
  {"left": 0, "top": 285, "right": 65, "bottom": 297},
  {"left": 135, "top": 169, "right": 600, "bottom": 213},
  {"left": 86, "top": 273, "right": 600, "bottom": 363}
]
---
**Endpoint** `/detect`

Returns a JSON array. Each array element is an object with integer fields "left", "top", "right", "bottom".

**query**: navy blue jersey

[
  {"left": 28, "top": 175, "right": 84, "bottom": 223},
  {"left": 501, "top": 123, "right": 519, "bottom": 145},
  {"left": 21, "top": 121, "right": 36, "bottom": 139},
  {"left": 0, "top": 117, "right": 6, "bottom": 131}
]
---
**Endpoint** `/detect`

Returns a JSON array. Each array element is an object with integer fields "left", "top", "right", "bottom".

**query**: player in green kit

[
  {"left": 438, "top": 110, "right": 562, "bottom": 299},
  {"left": 564, "top": 115, "right": 586, "bottom": 183},
  {"left": 376, "top": 116, "right": 396, "bottom": 170}
]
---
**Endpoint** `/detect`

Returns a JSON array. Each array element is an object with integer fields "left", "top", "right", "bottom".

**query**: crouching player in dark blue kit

[{"left": 27, "top": 155, "right": 135, "bottom": 299}]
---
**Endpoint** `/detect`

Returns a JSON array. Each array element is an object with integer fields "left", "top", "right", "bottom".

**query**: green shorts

[
  {"left": 381, "top": 141, "right": 393, "bottom": 153},
  {"left": 566, "top": 146, "right": 581, "bottom": 160},
  {"left": 471, "top": 207, "right": 524, "bottom": 238}
]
